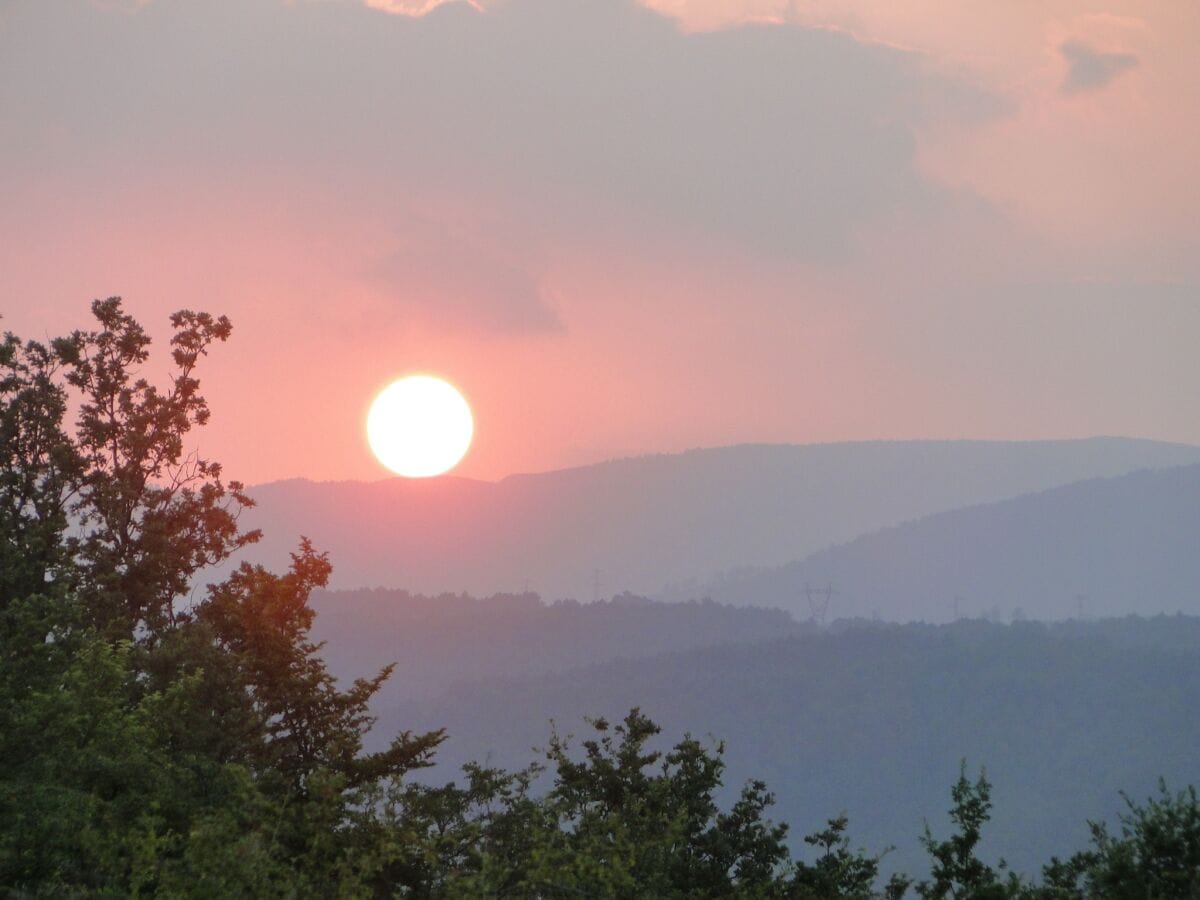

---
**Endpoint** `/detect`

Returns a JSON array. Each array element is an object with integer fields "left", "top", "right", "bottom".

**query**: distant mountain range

[
  {"left": 694, "top": 463, "right": 1200, "bottom": 621},
  {"left": 304, "top": 587, "right": 1200, "bottom": 879},
  {"left": 398, "top": 618, "right": 1200, "bottom": 879},
  {"left": 339, "top": 609, "right": 1200, "bottom": 879},
  {"left": 310, "top": 588, "right": 808, "bottom": 703},
  {"left": 240, "top": 438, "right": 1200, "bottom": 601},
  {"left": 285, "top": 439, "right": 1200, "bottom": 880}
]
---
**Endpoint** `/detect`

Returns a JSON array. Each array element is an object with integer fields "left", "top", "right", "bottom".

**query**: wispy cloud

[
  {"left": 1061, "top": 40, "right": 1137, "bottom": 94},
  {"left": 367, "top": 224, "right": 563, "bottom": 336}
]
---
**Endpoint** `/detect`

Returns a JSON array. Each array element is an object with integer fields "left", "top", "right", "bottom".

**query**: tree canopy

[{"left": 0, "top": 299, "right": 439, "bottom": 894}]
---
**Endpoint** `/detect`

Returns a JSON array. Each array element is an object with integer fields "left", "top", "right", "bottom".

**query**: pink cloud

[{"left": 362, "top": 0, "right": 482, "bottom": 16}]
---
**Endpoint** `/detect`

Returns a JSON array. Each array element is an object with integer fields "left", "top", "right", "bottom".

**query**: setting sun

[{"left": 366, "top": 375, "right": 473, "bottom": 478}]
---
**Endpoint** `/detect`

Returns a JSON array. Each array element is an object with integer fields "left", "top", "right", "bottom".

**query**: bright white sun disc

[{"left": 367, "top": 375, "right": 474, "bottom": 478}]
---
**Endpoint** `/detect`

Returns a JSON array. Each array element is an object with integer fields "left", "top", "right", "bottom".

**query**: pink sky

[{"left": 2, "top": 0, "right": 1197, "bottom": 483}]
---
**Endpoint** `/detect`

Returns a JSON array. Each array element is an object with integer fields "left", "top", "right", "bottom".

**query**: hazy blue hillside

[
  {"left": 241, "top": 438, "right": 1200, "bottom": 600},
  {"left": 696, "top": 463, "right": 1200, "bottom": 621},
  {"left": 310, "top": 588, "right": 808, "bottom": 702},
  {"left": 362, "top": 617, "right": 1200, "bottom": 880}
]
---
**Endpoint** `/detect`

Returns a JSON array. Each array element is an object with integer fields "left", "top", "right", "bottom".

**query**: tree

[
  {"left": 0, "top": 298, "right": 441, "bottom": 895},
  {"left": 199, "top": 541, "right": 442, "bottom": 791},
  {"left": 56, "top": 298, "right": 256, "bottom": 639},
  {"left": 0, "top": 326, "right": 79, "bottom": 603},
  {"left": 1040, "top": 781, "right": 1200, "bottom": 899},
  {"left": 427, "top": 708, "right": 795, "bottom": 897},
  {"left": 915, "top": 764, "right": 1022, "bottom": 900},
  {"left": 791, "top": 816, "right": 910, "bottom": 900}
]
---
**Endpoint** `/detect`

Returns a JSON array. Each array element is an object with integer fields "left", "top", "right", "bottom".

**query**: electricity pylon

[{"left": 804, "top": 582, "right": 836, "bottom": 625}]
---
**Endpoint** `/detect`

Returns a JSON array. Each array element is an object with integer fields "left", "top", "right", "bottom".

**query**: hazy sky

[{"left": 2, "top": 0, "right": 1197, "bottom": 483}]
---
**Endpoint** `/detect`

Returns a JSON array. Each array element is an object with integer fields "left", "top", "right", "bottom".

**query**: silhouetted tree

[
  {"left": 791, "top": 815, "right": 910, "bottom": 899},
  {"left": 389, "top": 709, "right": 796, "bottom": 897},
  {"left": 0, "top": 298, "right": 441, "bottom": 895},
  {"left": 1040, "top": 781, "right": 1200, "bottom": 898},
  {"left": 915, "top": 765, "right": 1022, "bottom": 899}
]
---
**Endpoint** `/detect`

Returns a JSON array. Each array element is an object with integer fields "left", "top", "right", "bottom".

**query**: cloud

[
  {"left": 0, "top": 0, "right": 1001, "bottom": 267},
  {"left": 85, "top": 0, "right": 155, "bottom": 11},
  {"left": 367, "top": 224, "right": 563, "bottom": 335},
  {"left": 1061, "top": 40, "right": 1138, "bottom": 94},
  {"left": 393, "top": 0, "right": 1002, "bottom": 262},
  {"left": 362, "top": 0, "right": 482, "bottom": 16}
]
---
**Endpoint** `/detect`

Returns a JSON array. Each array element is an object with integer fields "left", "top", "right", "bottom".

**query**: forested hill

[
  {"left": 244, "top": 438, "right": 1200, "bottom": 600},
  {"left": 693, "top": 463, "right": 1200, "bottom": 621},
  {"left": 366, "top": 615, "right": 1200, "bottom": 880},
  {"left": 310, "top": 588, "right": 809, "bottom": 701}
]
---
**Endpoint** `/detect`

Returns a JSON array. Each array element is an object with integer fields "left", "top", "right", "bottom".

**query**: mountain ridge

[
  {"left": 237, "top": 437, "right": 1200, "bottom": 600},
  {"left": 249, "top": 436, "right": 1200, "bottom": 491},
  {"left": 694, "top": 462, "right": 1200, "bottom": 620},
  {"left": 375, "top": 615, "right": 1200, "bottom": 879}
]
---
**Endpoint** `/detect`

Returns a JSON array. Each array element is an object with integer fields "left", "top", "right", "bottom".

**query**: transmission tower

[{"left": 804, "top": 582, "right": 836, "bottom": 625}]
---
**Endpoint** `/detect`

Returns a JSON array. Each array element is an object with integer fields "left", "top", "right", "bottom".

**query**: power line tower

[
  {"left": 804, "top": 582, "right": 836, "bottom": 626},
  {"left": 592, "top": 569, "right": 602, "bottom": 604}
]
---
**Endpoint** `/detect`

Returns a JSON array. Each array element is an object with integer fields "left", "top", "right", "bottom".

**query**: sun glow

[{"left": 366, "top": 375, "right": 474, "bottom": 478}]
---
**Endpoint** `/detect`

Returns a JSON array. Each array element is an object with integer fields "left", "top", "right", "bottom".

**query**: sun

[{"left": 366, "top": 375, "right": 474, "bottom": 478}]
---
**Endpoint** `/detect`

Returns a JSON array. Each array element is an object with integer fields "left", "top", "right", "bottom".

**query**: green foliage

[
  {"left": 1039, "top": 781, "right": 1200, "bottom": 899},
  {"left": 791, "top": 816, "right": 909, "bottom": 899},
  {"left": 57, "top": 298, "right": 256, "bottom": 638},
  {"left": 373, "top": 709, "right": 799, "bottom": 898},
  {"left": 0, "top": 299, "right": 440, "bottom": 896},
  {"left": 0, "top": 329, "right": 79, "bottom": 611},
  {"left": 199, "top": 543, "right": 442, "bottom": 793},
  {"left": 915, "top": 764, "right": 1021, "bottom": 899},
  {"left": 512, "top": 709, "right": 792, "bottom": 897}
]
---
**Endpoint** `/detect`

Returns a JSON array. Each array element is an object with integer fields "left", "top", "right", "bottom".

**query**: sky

[{"left": 1, "top": 0, "right": 1197, "bottom": 484}]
